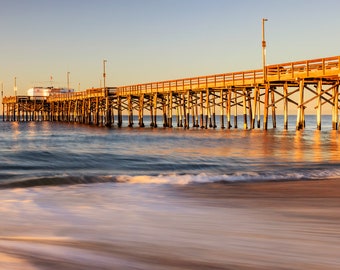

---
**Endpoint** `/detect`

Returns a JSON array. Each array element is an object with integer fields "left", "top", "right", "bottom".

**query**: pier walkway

[{"left": 3, "top": 55, "right": 340, "bottom": 130}]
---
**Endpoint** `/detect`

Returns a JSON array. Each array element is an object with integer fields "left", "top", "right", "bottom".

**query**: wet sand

[
  {"left": 178, "top": 178, "right": 340, "bottom": 204},
  {"left": 175, "top": 179, "right": 340, "bottom": 269},
  {"left": 1, "top": 179, "right": 340, "bottom": 270}
]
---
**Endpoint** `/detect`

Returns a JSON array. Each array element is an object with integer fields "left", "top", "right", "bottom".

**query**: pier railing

[
  {"left": 47, "top": 87, "right": 117, "bottom": 101},
  {"left": 266, "top": 56, "right": 340, "bottom": 80},
  {"left": 116, "top": 56, "right": 339, "bottom": 96},
  {"left": 2, "top": 96, "right": 48, "bottom": 103},
  {"left": 116, "top": 70, "right": 265, "bottom": 96}
]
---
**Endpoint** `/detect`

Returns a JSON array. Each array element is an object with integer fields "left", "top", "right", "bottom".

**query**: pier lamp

[
  {"left": 262, "top": 18, "right": 268, "bottom": 82},
  {"left": 14, "top": 77, "right": 17, "bottom": 96},
  {"left": 103, "top": 60, "right": 107, "bottom": 91},
  {"left": 67, "top": 72, "right": 70, "bottom": 90}
]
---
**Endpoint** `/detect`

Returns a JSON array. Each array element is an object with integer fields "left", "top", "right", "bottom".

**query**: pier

[{"left": 2, "top": 55, "right": 340, "bottom": 130}]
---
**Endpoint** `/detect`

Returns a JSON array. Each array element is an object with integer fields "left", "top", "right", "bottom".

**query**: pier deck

[{"left": 3, "top": 55, "right": 340, "bottom": 130}]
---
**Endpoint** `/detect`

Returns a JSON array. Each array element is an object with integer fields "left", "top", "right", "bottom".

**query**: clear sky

[{"left": 1, "top": 0, "right": 340, "bottom": 95}]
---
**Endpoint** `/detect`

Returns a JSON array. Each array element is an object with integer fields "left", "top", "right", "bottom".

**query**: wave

[
  {"left": 1, "top": 168, "right": 340, "bottom": 189},
  {"left": 0, "top": 175, "right": 116, "bottom": 189}
]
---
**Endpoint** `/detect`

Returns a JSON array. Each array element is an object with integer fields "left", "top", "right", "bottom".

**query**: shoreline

[{"left": 176, "top": 178, "right": 340, "bottom": 199}]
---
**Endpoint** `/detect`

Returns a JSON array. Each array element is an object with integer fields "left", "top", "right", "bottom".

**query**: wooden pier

[{"left": 3, "top": 55, "right": 340, "bottom": 130}]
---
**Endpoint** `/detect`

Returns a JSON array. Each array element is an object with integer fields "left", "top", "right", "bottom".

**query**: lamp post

[
  {"left": 1, "top": 82, "right": 3, "bottom": 120},
  {"left": 262, "top": 18, "right": 268, "bottom": 82},
  {"left": 14, "top": 77, "right": 17, "bottom": 96},
  {"left": 103, "top": 59, "right": 107, "bottom": 92},
  {"left": 67, "top": 72, "right": 70, "bottom": 90},
  {"left": 103, "top": 59, "right": 111, "bottom": 126}
]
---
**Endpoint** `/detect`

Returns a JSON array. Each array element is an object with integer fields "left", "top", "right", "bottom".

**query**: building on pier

[{"left": 27, "top": 86, "right": 74, "bottom": 98}]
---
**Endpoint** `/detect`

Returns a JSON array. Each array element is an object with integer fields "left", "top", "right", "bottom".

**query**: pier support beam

[
  {"left": 247, "top": 89, "right": 252, "bottom": 130},
  {"left": 182, "top": 93, "right": 187, "bottom": 128},
  {"left": 263, "top": 84, "right": 269, "bottom": 130},
  {"left": 117, "top": 96, "right": 122, "bottom": 127},
  {"left": 242, "top": 88, "right": 247, "bottom": 130},
  {"left": 212, "top": 91, "right": 217, "bottom": 128},
  {"left": 128, "top": 95, "right": 134, "bottom": 127},
  {"left": 178, "top": 94, "right": 183, "bottom": 127},
  {"left": 81, "top": 100, "right": 85, "bottom": 124},
  {"left": 283, "top": 83, "right": 288, "bottom": 130},
  {"left": 271, "top": 88, "right": 277, "bottom": 128},
  {"left": 153, "top": 94, "right": 158, "bottom": 128},
  {"left": 138, "top": 94, "right": 145, "bottom": 127},
  {"left": 251, "top": 86, "right": 259, "bottom": 129},
  {"left": 186, "top": 91, "right": 190, "bottom": 129},
  {"left": 257, "top": 91, "right": 261, "bottom": 128},
  {"left": 227, "top": 88, "right": 232, "bottom": 129},
  {"left": 233, "top": 89, "right": 238, "bottom": 129},
  {"left": 296, "top": 80, "right": 305, "bottom": 130},
  {"left": 162, "top": 95, "right": 168, "bottom": 128},
  {"left": 205, "top": 89, "right": 210, "bottom": 129},
  {"left": 168, "top": 92, "right": 173, "bottom": 128},
  {"left": 95, "top": 97, "right": 100, "bottom": 125},
  {"left": 316, "top": 80, "right": 322, "bottom": 130},
  {"left": 105, "top": 95, "right": 112, "bottom": 127},
  {"left": 149, "top": 95, "right": 154, "bottom": 127},
  {"left": 220, "top": 90, "right": 225, "bottom": 129},
  {"left": 200, "top": 91, "right": 204, "bottom": 128},
  {"left": 175, "top": 94, "right": 180, "bottom": 127},
  {"left": 332, "top": 84, "right": 339, "bottom": 130},
  {"left": 192, "top": 92, "right": 197, "bottom": 127}
]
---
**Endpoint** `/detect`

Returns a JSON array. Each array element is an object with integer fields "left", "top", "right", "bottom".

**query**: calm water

[{"left": 1, "top": 115, "right": 340, "bottom": 269}]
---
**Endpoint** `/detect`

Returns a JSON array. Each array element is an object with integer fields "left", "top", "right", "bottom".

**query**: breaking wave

[{"left": 1, "top": 169, "right": 340, "bottom": 189}]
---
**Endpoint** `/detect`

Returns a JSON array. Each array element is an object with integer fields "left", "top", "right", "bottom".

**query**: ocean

[{"left": 1, "top": 115, "right": 340, "bottom": 269}]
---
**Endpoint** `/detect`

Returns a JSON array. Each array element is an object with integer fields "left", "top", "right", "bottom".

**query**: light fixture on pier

[
  {"left": 67, "top": 72, "right": 70, "bottom": 90},
  {"left": 14, "top": 77, "right": 17, "bottom": 96},
  {"left": 103, "top": 59, "right": 107, "bottom": 91},
  {"left": 262, "top": 18, "right": 268, "bottom": 82}
]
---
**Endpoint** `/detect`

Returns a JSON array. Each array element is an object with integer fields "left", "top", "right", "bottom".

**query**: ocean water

[{"left": 1, "top": 115, "right": 340, "bottom": 269}]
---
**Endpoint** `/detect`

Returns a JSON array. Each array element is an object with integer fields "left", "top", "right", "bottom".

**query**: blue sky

[{"left": 1, "top": 0, "right": 340, "bottom": 95}]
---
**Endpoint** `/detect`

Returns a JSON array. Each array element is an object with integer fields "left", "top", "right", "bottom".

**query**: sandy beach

[
  {"left": 0, "top": 179, "right": 339, "bottom": 270},
  {"left": 174, "top": 179, "right": 340, "bottom": 269}
]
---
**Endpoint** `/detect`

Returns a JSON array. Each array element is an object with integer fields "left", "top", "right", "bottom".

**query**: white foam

[{"left": 115, "top": 169, "right": 340, "bottom": 185}]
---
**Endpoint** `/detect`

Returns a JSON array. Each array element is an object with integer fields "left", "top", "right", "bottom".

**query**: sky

[{"left": 1, "top": 0, "right": 340, "bottom": 96}]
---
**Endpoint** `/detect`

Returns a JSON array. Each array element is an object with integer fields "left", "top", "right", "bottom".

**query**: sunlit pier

[{"left": 2, "top": 55, "right": 340, "bottom": 130}]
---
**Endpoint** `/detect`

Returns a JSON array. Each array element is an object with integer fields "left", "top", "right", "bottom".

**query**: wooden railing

[
  {"left": 116, "top": 56, "right": 340, "bottom": 95},
  {"left": 116, "top": 69, "right": 265, "bottom": 96},
  {"left": 47, "top": 87, "right": 117, "bottom": 101},
  {"left": 2, "top": 96, "right": 48, "bottom": 103},
  {"left": 266, "top": 56, "right": 340, "bottom": 80}
]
